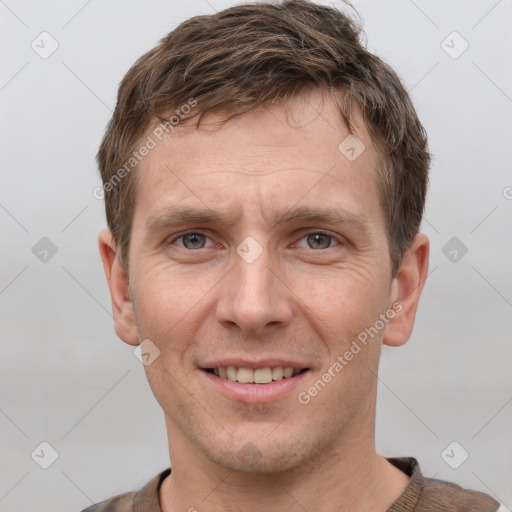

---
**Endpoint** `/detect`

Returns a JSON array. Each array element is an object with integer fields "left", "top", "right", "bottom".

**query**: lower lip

[{"left": 200, "top": 369, "right": 310, "bottom": 403}]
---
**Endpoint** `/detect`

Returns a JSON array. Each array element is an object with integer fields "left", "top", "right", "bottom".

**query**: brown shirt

[{"left": 81, "top": 457, "right": 501, "bottom": 512}]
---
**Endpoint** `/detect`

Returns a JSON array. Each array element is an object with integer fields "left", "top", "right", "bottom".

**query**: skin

[{"left": 99, "top": 89, "right": 429, "bottom": 512}]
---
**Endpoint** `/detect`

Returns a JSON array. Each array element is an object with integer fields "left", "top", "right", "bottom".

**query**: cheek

[
  {"left": 132, "top": 262, "right": 214, "bottom": 336},
  {"left": 290, "top": 266, "right": 389, "bottom": 336},
  {"left": 289, "top": 267, "right": 389, "bottom": 399}
]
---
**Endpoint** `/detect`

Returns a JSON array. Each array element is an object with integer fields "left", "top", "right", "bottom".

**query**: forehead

[{"left": 132, "top": 90, "right": 383, "bottom": 227}]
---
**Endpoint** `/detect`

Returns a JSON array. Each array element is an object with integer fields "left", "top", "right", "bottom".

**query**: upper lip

[{"left": 200, "top": 358, "right": 310, "bottom": 370}]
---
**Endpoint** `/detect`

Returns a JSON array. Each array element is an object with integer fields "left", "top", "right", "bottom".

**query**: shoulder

[
  {"left": 386, "top": 457, "right": 501, "bottom": 512},
  {"left": 80, "top": 491, "right": 136, "bottom": 511},
  {"left": 417, "top": 475, "right": 501, "bottom": 511},
  {"left": 80, "top": 468, "right": 170, "bottom": 512}
]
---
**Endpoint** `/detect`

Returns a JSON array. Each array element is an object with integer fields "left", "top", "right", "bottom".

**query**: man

[{"left": 86, "top": 0, "right": 503, "bottom": 510}]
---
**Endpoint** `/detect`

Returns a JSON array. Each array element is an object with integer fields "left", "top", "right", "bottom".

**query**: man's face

[{"left": 121, "top": 91, "right": 398, "bottom": 472}]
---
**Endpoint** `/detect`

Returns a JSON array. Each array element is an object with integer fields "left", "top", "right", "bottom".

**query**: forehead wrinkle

[{"left": 182, "top": 166, "right": 330, "bottom": 179}]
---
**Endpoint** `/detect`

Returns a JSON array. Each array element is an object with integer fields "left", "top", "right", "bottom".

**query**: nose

[{"left": 215, "top": 242, "right": 293, "bottom": 336}]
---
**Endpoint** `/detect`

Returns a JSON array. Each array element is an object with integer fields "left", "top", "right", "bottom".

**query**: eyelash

[{"left": 168, "top": 230, "right": 344, "bottom": 250}]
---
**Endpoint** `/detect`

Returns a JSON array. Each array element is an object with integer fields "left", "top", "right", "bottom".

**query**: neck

[{"left": 160, "top": 419, "right": 409, "bottom": 512}]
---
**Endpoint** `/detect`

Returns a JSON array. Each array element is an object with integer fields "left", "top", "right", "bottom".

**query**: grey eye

[
  {"left": 182, "top": 233, "right": 207, "bottom": 249},
  {"left": 306, "top": 233, "right": 333, "bottom": 249}
]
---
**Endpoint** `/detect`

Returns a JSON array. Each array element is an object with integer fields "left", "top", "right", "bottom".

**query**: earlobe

[
  {"left": 382, "top": 233, "right": 430, "bottom": 347},
  {"left": 98, "top": 229, "right": 139, "bottom": 346}
]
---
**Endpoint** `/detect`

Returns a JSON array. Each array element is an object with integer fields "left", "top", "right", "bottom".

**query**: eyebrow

[{"left": 144, "top": 205, "right": 372, "bottom": 236}]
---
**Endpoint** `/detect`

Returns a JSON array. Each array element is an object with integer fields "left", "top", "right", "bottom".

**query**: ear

[
  {"left": 98, "top": 229, "right": 139, "bottom": 346},
  {"left": 383, "top": 233, "right": 429, "bottom": 347}
]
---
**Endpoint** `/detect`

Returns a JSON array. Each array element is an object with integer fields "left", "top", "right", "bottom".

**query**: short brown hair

[{"left": 97, "top": 0, "right": 430, "bottom": 277}]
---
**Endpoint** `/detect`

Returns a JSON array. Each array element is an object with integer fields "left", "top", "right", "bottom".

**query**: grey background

[{"left": 1, "top": 0, "right": 511, "bottom": 510}]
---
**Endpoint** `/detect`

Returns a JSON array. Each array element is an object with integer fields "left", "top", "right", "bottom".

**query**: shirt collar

[
  {"left": 133, "top": 457, "right": 422, "bottom": 511},
  {"left": 385, "top": 457, "right": 424, "bottom": 511}
]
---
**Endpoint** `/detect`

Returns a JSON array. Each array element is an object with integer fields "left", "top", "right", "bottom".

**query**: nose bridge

[{"left": 216, "top": 237, "right": 292, "bottom": 333}]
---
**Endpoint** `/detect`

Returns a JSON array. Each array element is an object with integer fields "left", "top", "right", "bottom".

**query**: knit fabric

[{"left": 81, "top": 457, "right": 501, "bottom": 512}]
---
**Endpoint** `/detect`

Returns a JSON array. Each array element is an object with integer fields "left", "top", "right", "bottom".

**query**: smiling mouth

[{"left": 203, "top": 366, "right": 309, "bottom": 384}]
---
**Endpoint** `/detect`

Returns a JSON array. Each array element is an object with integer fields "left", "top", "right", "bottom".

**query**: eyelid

[
  {"left": 293, "top": 230, "right": 345, "bottom": 249},
  {"left": 166, "top": 229, "right": 345, "bottom": 250},
  {"left": 168, "top": 230, "right": 216, "bottom": 248}
]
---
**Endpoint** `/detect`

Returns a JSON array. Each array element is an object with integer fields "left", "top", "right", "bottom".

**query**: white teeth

[
  {"left": 283, "top": 367, "right": 294, "bottom": 378},
  {"left": 237, "top": 367, "right": 254, "bottom": 383},
  {"left": 272, "top": 367, "right": 284, "bottom": 380},
  {"left": 254, "top": 368, "right": 272, "bottom": 384},
  {"left": 210, "top": 366, "right": 304, "bottom": 383},
  {"left": 226, "top": 366, "right": 238, "bottom": 381}
]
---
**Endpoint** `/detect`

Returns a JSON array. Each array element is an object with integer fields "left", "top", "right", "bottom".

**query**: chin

[
  {"left": 211, "top": 445, "right": 303, "bottom": 474},
  {"left": 201, "top": 429, "right": 323, "bottom": 474}
]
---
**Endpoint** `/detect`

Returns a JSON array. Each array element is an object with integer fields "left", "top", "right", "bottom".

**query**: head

[{"left": 98, "top": 0, "right": 430, "bottom": 474}]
